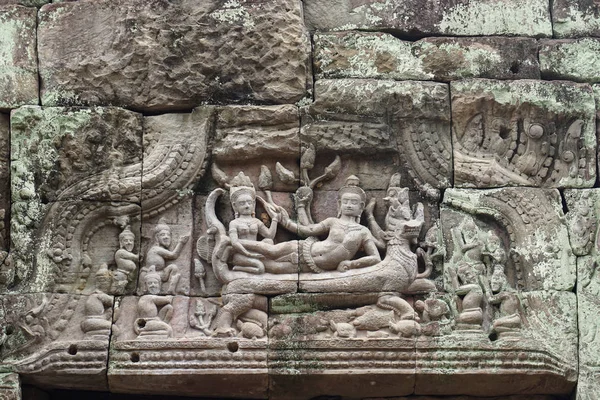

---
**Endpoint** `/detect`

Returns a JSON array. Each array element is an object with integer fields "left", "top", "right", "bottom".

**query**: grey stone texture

[
  {"left": 0, "top": 5, "right": 38, "bottom": 109},
  {"left": 553, "top": 0, "right": 600, "bottom": 38},
  {"left": 305, "top": 0, "right": 552, "bottom": 37},
  {"left": 315, "top": 33, "right": 540, "bottom": 82},
  {"left": 540, "top": 38, "right": 600, "bottom": 83},
  {"left": 37, "top": 0, "right": 311, "bottom": 112}
]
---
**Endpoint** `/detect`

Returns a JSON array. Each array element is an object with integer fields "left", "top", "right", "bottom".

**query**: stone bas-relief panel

[
  {"left": 0, "top": 84, "right": 588, "bottom": 398},
  {"left": 564, "top": 189, "right": 600, "bottom": 399},
  {"left": 452, "top": 79, "right": 596, "bottom": 188},
  {"left": 37, "top": 0, "right": 311, "bottom": 111}
]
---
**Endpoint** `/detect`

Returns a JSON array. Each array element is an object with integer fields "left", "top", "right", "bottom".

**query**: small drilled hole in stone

[
  {"left": 130, "top": 352, "right": 140, "bottom": 363},
  {"left": 137, "top": 319, "right": 146, "bottom": 328},
  {"left": 499, "top": 126, "right": 511, "bottom": 139},
  {"left": 489, "top": 332, "right": 498, "bottom": 342},
  {"left": 5, "top": 325, "right": 14, "bottom": 335},
  {"left": 509, "top": 62, "right": 520, "bottom": 74},
  {"left": 68, "top": 344, "right": 78, "bottom": 355},
  {"left": 227, "top": 342, "right": 239, "bottom": 353}
]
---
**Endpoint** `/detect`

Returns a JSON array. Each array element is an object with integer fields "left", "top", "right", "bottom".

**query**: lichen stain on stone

[{"left": 438, "top": 0, "right": 552, "bottom": 37}]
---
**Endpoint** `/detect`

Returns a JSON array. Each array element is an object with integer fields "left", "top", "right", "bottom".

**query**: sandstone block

[
  {"left": 305, "top": 0, "right": 552, "bottom": 37},
  {"left": 540, "top": 39, "right": 600, "bottom": 82},
  {"left": 0, "top": 5, "right": 38, "bottom": 109},
  {"left": 315, "top": 33, "right": 540, "bottom": 81},
  {"left": 109, "top": 295, "right": 268, "bottom": 398},
  {"left": 11, "top": 106, "right": 143, "bottom": 203},
  {"left": 452, "top": 79, "right": 596, "bottom": 188},
  {"left": 38, "top": 0, "right": 311, "bottom": 111},
  {"left": 303, "top": 79, "right": 452, "bottom": 193},
  {"left": 553, "top": 0, "right": 600, "bottom": 38},
  {"left": 442, "top": 188, "right": 575, "bottom": 291},
  {"left": 2, "top": 293, "right": 113, "bottom": 391}
]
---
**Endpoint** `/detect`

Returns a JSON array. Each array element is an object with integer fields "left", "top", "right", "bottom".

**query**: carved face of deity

[
  {"left": 339, "top": 192, "right": 364, "bottom": 218},
  {"left": 233, "top": 193, "right": 255, "bottom": 217},
  {"left": 156, "top": 229, "right": 171, "bottom": 248},
  {"left": 491, "top": 268, "right": 507, "bottom": 293},
  {"left": 145, "top": 276, "right": 161, "bottom": 295},
  {"left": 195, "top": 301, "right": 206, "bottom": 316},
  {"left": 120, "top": 233, "right": 135, "bottom": 252}
]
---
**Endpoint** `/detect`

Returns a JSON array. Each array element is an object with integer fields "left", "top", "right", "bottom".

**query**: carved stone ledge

[{"left": 452, "top": 79, "right": 596, "bottom": 188}]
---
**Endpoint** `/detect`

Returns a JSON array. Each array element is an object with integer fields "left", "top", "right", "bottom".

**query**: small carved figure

[
  {"left": 189, "top": 299, "right": 215, "bottom": 336},
  {"left": 81, "top": 264, "right": 113, "bottom": 339},
  {"left": 482, "top": 230, "right": 506, "bottom": 275},
  {"left": 329, "top": 320, "right": 356, "bottom": 338},
  {"left": 143, "top": 219, "right": 189, "bottom": 294},
  {"left": 450, "top": 219, "right": 486, "bottom": 330},
  {"left": 134, "top": 266, "right": 173, "bottom": 340},
  {"left": 486, "top": 265, "right": 522, "bottom": 340},
  {"left": 228, "top": 172, "right": 279, "bottom": 274},
  {"left": 112, "top": 225, "right": 138, "bottom": 294}
]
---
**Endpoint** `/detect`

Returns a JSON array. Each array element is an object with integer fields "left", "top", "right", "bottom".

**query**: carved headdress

[
  {"left": 154, "top": 218, "right": 171, "bottom": 236},
  {"left": 119, "top": 225, "right": 135, "bottom": 241},
  {"left": 229, "top": 172, "right": 256, "bottom": 202},
  {"left": 338, "top": 175, "right": 366, "bottom": 203},
  {"left": 386, "top": 173, "right": 409, "bottom": 203},
  {"left": 145, "top": 265, "right": 161, "bottom": 283}
]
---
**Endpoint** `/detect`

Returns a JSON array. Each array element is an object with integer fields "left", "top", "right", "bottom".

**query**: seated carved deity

[
  {"left": 134, "top": 267, "right": 173, "bottom": 340},
  {"left": 142, "top": 219, "right": 188, "bottom": 294},
  {"left": 227, "top": 172, "right": 280, "bottom": 274}
]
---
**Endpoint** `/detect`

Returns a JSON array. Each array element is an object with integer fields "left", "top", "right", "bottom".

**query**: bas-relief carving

[
  {"left": 0, "top": 100, "right": 582, "bottom": 397},
  {"left": 452, "top": 79, "right": 596, "bottom": 188}
]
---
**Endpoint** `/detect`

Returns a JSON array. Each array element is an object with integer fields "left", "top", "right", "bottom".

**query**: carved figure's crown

[
  {"left": 338, "top": 175, "right": 366, "bottom": 203},
  {"left": 229, "top": 172, "right": 256, "bottom": 203},
  {"left": 154, "top": 218, "right": 171, "bottom": 235},
  {"left": 119, "top": 225, "right": 135, "bottom": 240}
]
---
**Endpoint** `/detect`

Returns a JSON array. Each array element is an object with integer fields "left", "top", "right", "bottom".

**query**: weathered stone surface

[
  {"left": 443, "top": 188, "right": 575, "bottom": 291},
  {"left": 138, "top": 197, "right": 192, "bottom": 296},
  {"left": 1, "top": 293, "right": 112, "bottom": 391},
  {"left": 0, "top": 5, "right": 38, "bottom": 109},
  {"left": 553, "top": 0, "right": 600, "bottom": 38},
  {"left": 0, "top": 1, "right": 46, "bottom": 6},
  {"left": 0, "top": 114, "right": 8, "bottom": 254},
  {"left": 315, "top": 33, "right": 540, "bottom": 82},
  {"left": 452, "top": 79, "right": 596, "bottom": 188},
  {"left": 540, "top": 39, "right": 600, "bottom": 82},
  {"left": 38, "top": 0, "right": 311, "bottom": 111},
  {"left": 10, "top": 200, "right": 141, "bottom": 294},
  {"left": 109, "top": 295, "right": 268, "bottom": 398},
  {"left": 0, "top": 374, "right": 21, "bottom": 400},
  {"left": 206, "top": 105, "right": 301, "bottom": 193},
  {"left": 415, "top": 291, "right": 577, "bottom": 396},
  {"left": 304, "top": 0, "right": 552, "bottom": 37},
  {"left": 303, "top": 79, "right": 452, "bottom": 193},
  {"left": 141, "top": 107, "right": 212, "bottom": 202},
  {"left": 11, "top": 106, "right": 143, "bottom": 203}
]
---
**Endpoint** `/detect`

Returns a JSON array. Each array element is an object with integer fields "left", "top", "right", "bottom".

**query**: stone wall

[{"left": 0, "top": 0, "right": 598, "bottom": 399}]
